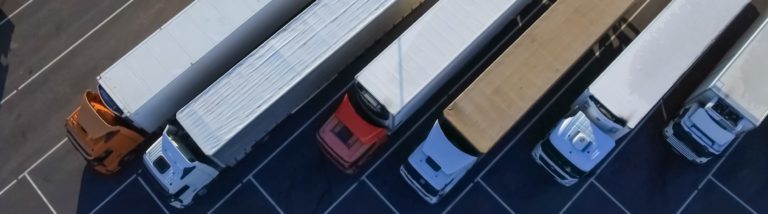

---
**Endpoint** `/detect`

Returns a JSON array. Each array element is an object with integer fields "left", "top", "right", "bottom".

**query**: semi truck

[
  {"left": 142, "top": 0, "right": 423, "bottom": 208},
  {"left": 316, "top": 0, "right": 532, "bottom": 174},
  {"left": 664, "top": 16, "right": 768, "bottom": 164},
  {"left": 534, "top": 0, "right": 751, "bottom": 186},
  {"left": 64, "top": 0, "right": 312, "bottom": 174},
  {"left": 400, "top": 0, "right": 634, "bottom": 203}
]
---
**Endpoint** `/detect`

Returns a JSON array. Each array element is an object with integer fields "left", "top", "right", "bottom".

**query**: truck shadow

[
  {"left": 76, "top": 159, "right": 145, "bottom": 213},
  {"left": 0, "top": 9, "right": 14, "bottom": 110}
]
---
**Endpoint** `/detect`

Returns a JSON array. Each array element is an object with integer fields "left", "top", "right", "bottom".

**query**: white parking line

[
  {"left": 21, "top": 138, "right": 66, "bottom": 177},
  {"left": 0, "top": 179, "right": 17, "bottom": 196},
  {"left": 365, "top": 178, "right": 399, "bottom": 214},
  {"left": 324, "top": 181, "right": 359, "bottom": 214},
  {"left": 442, "top": 182, "right": 475, "bottom": 214},
  {"left": 251, "top": 177, "right": 284, "bottom": 214},
  {"left": 0, "top": 0, "right": 135, "bottom": 196},
  {"left": 207, "top": 183, "right": 242, "bottom": 214},
  {"left": 330, "top": 3, "right": 554, "bottom": 213},
  {"left": 479, "top": 179, "right": 516, "bottom": 214},
  {"left": 676, "top": 190, "right": 698, "bottom": 214},
  {"left": 676, "top": 135, "right": 745, "bottom": 213},
  {"left": 0, "top": 0, "right": 134, "bottom": 104},
  {"left": 246, "top": 81, "right": 356, "bottom": 178},
  {"left": 592, "top": 180, "right": 629, "bottom": 214},
  {"left": 0, "top": 138, "right": 66, "bottom": 199},
  {"left": 0, "top": 0, "right": 35, "bottom": 26},
  {"left": 26, "top": 174, "right": 56, "bottom": 214},
  {"left": 698, "top": 135, "right": 745, "bottom": 189},
  {"left": 137, "top": 176, "right": 169, "bottom": 214},
  {"left": 0, "top": 138, "right": 66, "bottom": 198},
  {"left": 90, "top": 174, "right": 136, "bottom": 214},
  {"left": 0, "top": 89, "right": 17, "bottom": 103},
  {"left": 558, "top": 113, "right": 643, "bottom": 213},
  {"left": 709, "top": 177, "right": 757, "bottom": 214}
]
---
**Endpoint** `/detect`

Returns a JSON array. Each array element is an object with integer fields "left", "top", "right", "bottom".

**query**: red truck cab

[{"left": 318, "top": 84, "right": 389, "bottom": 173}]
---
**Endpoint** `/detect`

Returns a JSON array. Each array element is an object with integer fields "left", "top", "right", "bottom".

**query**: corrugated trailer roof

[
  {"left": 177, "top": 0, "right": 403, "bottom": 155},
  {"left": 356, "top": 0, "right": 528, "bottom": 116},
  {"left": 589, "top": 0, "right": 750, "bottom": 128},
  {"left": 443, "top": 0, "right": 633, "bottom": 153},
  {"left": 97, "top": 0, "right": 272, "bottom": 117},
  {"left": 717, "top": 18, "right": 768, "bottom": 125}
]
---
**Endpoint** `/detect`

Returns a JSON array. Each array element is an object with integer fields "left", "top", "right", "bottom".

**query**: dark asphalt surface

[{"left": 0, "top": 0, "right": 766, "bottom": 213}]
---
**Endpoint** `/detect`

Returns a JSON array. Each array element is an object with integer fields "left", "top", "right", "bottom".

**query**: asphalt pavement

[{"left": 0, "top": 0, "right": 766, "bottom": 213}]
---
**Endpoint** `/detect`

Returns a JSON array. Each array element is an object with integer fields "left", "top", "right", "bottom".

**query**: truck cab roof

[
  {"left": 423, "top": 121, "right": 478, "bottom": 174},
  {"left": 550, "top": 112, "right": 614, "bottom": 172}
]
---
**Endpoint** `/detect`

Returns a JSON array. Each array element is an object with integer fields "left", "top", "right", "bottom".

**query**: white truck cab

[
  {"left": 534, "top": 0, "right": 750, "bottom": 186},
  {"left": 143, "top": 123, "right": 219, "bottom": 208},
  {"left": 400, "top": 120, "right": 479, "bottom": 203},
  {"left": 664, "top": 17, "right": 768, "bottom": 164},
  {"left": 533, "top": 109, "right": 613, "bottom": 186},
  {"left": 664, "top": 99, "right": 742, "bottom": 163}
]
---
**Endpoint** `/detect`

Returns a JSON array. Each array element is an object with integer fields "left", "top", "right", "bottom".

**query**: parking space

[
  {"left": 561, "top": 182, "right": 627, "bottom": 214},
  {"left": 0, "top": 176, "right": 51, "bottom": 214},
  {"left": 680, "top": 178, "right": 755, "bottom": 214},
  {"left": 444, "top": 182, "right": 512, "bottom": 214},
  {"left": 0, "top": 0, "right": 192, "bottom": 189},
  {"left": 0, "top": 0, "right": 767, "bottom": 213},
  {"left": 0, "top": 0, "right": 129, "bottom": 98},
  {"left": 209, "top": 178, "right": 281, "bottom": 214},
  {"left": 90, "top": 176, "right": 167, "bottom": 214},
  {"left": 326, "top": 180, "right": 396, "bottom": 214},
  {"left": 712, "top": 122, "right": 768, "bottom": 213}
]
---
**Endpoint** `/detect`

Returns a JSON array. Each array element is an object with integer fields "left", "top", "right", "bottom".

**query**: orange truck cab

[
  {"left": 63, "top": 0, "right": 317, "bottom": 175},
  {"left": 66, "top": 90, "right": 144, "bottom": 174}
]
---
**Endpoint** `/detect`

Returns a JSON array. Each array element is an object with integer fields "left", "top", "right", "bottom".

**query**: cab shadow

[{"left": 76, "top": 157, "right": 145, "bottom": 213}]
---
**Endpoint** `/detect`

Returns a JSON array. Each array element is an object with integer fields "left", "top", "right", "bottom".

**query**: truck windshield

[
  {"left": 348, "top": 82, "right": 389, "bottom": 127},
  {"left": 438, "top": 116, "right": 481, "bottom": 157},
  {"left": 167, "top": 120, "right": 214, "bottom": 163},
  {"left": 589, "top": 95, "right": 626, "bottom": 127},
  {"left": 541, "top": 138, "right": 586, "bottom": 178},
  {"left": 98, "top": 85, "right": 124, "bottom": 116},
  {"left": 710, "top": 100, "right": 741, "bottom": 131}
]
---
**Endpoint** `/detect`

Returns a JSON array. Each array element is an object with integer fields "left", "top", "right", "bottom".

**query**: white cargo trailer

[
  {"left": 534, "top": 0, "right": 750, "bottom": 186},
  {"left": 316, "top": 0, "right": 531, "bottom": 173},
  {"left": 401, "top": 0, "right": 635, "bottom": 203},
  {"left": 143, "top": 0, "right": 423, "bottom": 208},
  {"left": 65, "top": 0, "right": 312, "bottom": 174},
  {"left": 664, "top": 17, "right": 768, "bottom": 164}
]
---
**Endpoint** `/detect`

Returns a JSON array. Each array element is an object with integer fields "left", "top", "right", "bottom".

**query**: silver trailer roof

[
  {"left": 97, "top": 0, "right": 274, "bottom": 118},
  {"left": 589, "top": 0, "right": 749, "bottom": 128},
  {"left": 356, "top": 0, "right": 527, "bottom": 116},
  {"left": 177, "top": 0, "right": 404, "bottom": 154},
  {"left": 715, "top": 18, "right": 768, "bottom": 125}
]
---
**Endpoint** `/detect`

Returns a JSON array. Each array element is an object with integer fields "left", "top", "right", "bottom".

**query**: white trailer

[
  {"left": 65, "top": 0, "right": 312, "bottom": 174},
  {"left": 143, "top": 0, "right": 423, "bottom": 208},
  {"left": 535, "top": 0, "right": 751, "bottom": 186},
  {"left": 664, "top": 17, "right": 768, "bottom": 164},
  {"left": 401, "top": 0, "right": 635, "bottom": 203},
  {"left": 316, "top": 0, "right": 531, "bottom": 173}
]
